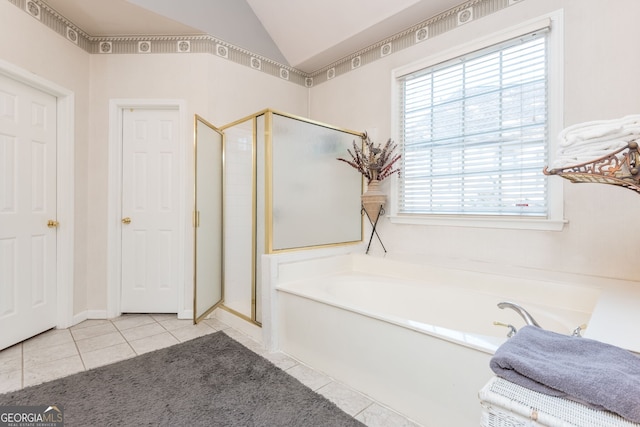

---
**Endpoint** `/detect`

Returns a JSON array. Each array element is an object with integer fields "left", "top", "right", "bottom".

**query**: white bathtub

[{"left": 267, "top": 252, "right": 600, "bottom": 427}]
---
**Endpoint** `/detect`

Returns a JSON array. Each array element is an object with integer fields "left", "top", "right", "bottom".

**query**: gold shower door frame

[{"left": 218, "top": 108, "right": 364, "bottom": 325}]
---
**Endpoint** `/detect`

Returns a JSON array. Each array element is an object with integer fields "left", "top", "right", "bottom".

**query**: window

[{"left": 392, "top": 17, "right": 563, "bottom": 230}]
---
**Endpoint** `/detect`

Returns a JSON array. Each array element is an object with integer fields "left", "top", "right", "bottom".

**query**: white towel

[
  {"left": 559, "top": 115, "right": 640, "bottom": 145},
  {"left": 552, "top": 115, "right": 640, "bottom": 168}
]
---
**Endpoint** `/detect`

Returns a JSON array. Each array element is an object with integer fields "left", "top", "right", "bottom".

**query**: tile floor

[{"left": 0, "top": 314, "right": 421, "bottom": 426}]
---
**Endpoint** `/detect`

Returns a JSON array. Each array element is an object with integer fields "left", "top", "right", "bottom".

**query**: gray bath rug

[{"left": 0, "top": 331, "right": 364, "bottom": 427}]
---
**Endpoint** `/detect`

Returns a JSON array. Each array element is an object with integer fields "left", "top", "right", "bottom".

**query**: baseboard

[
  {"left": 213, "top": 308, "right": 262, "bottom": 343},
  {"left": 71, "top": 310, "right": 109, "bottom": 327},
  {"left": 73, "top": 309, "right": 189, "bottom": 327},
  {"left": 178, "top": 309, "right": 192, "bottom": 320},
  {"left": 71, "top": 311, "right": 88, "bottom": 327},
  {"left": 88, "top": 310, "right": 109, "bottom": 319}
]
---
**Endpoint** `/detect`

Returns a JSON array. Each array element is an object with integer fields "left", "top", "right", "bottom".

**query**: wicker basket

[{"left": 479, "top": 377, "right": 640, "bottom": 427}]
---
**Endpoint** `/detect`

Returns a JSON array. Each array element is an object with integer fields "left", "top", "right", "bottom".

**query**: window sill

[{"left": 388, "top": 214, "right": 567, "bottom": 231}]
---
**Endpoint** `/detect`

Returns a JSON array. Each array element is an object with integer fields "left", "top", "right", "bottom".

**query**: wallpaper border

[{"left": 7, "top": 0, "right": 524, "bottom": 87}]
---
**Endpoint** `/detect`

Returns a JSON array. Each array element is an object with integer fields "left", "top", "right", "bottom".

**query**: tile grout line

[
  {"left": 157, "top": 317, "right": 189, "bottom": 346},
  {"left": 122, "top": 316, "right": 171, "bottom": 346},
  {"left": 351, "top": 402, "right": 374, "bottom": 422},
  {"left": 109, "top": 318, "right": 139, "bottom": 356},
  {"left": 307, "top": 372, "right": 376, "bottom": 420},
  {"left": 71, "top": 329, "right": 89, "bottom": 372},
  {"left": 73, "top": 319, "right": 135, "bottom": 359}
]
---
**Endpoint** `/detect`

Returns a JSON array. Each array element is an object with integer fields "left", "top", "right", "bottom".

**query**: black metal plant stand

[{"left": 362, "top": 204, "right": 387, "bottom": 254}]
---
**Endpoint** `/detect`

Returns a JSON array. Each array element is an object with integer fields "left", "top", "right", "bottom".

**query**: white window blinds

[{"left": 397, "top": 31, "right": 548, "bottom": 216}]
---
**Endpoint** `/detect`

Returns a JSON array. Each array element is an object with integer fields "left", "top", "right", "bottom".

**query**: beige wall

[
  {"left": 1, "top": 1, "right": 308, "bottom": 316},
  {"left": 3, "top": 0, "right": 639, "bottom": 319},
  {"left": 0, "top": 0, "right": 92, "bottom": 315},
  {"left": 309, "top": 0, "right": 640, "bottom": 282},
  {"left": 87, "top": 54, "right": 307, "bottom": 314}
]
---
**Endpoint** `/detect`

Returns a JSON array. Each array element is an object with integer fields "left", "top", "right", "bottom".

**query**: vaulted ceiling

[{"left": 41, "top": 0, "right": 464, "bottom": 73}]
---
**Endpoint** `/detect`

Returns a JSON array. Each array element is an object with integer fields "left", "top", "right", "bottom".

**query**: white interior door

[
  {"left": 120, "top": 108, "right": 180, "bottom": 313},
  {"left": 0, "top": 73, "right": 57, "bottom": 350}
]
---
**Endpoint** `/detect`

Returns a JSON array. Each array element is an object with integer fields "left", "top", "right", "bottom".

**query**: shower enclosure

[{"left": 194, "top": 109, "right": 363, "bottom": 325}]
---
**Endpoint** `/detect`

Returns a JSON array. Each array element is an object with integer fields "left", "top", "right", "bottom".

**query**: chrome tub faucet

[{"left": 497, "top": 301, "right": 541, "bottom": 328}]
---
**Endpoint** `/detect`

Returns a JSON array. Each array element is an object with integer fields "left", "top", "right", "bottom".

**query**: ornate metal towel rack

[{"left": 543, "top": 141, "right": 640, "bottom": 194}]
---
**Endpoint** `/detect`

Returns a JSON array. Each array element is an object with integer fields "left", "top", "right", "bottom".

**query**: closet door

[
  {"left": 120, "top": 108, "right": 180, "bottom": 312},
  {"left": 0, "top": 73, "right": 57, "bottom": 350}
]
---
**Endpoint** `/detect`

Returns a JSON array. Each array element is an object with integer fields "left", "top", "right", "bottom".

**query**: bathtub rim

[
  {"left": 276, "top": 282, "right": 504, "bottom": 355},
  {"left": 262, "top": 247, "right": 640, "bottom": 354}
]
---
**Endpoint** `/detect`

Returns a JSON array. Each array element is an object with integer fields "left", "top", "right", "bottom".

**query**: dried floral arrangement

[{"left": 337, "top": 132, "right": 401, "bottom": 183}]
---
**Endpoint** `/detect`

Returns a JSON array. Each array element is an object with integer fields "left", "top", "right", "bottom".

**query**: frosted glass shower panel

[
  {"left": 193, "top": 116, "right": 223, "bottom": 323},
  {"left": 271, "top": 113, "right": 362, "bottom": 251},
  {"left": 216, "top": 109, "right": 362, "bottom": 326},
  {"left": 223, "top": 118, "right": 254, "bottom": 319}
]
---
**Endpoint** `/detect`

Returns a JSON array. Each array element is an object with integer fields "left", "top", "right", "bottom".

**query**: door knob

[
  {"left": 122, "top": 217, "right": 132, "bottom": 224},
  {"left": 47, "top": 219, "right": 59, "bottom": 228}
]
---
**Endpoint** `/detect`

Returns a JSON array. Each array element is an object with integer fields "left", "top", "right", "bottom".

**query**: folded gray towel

[{"left": 490, "top": 325, "right": 640, "bottom": 423}]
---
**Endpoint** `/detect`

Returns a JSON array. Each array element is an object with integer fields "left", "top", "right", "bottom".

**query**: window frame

[{"left": 390, "top": 12, "right": 565, "bottom": 231}]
